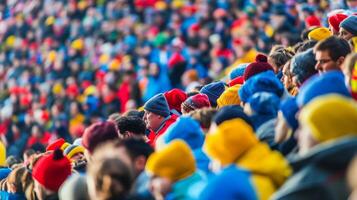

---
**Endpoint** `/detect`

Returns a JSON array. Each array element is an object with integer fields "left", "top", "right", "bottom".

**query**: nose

[{"left": 315, "top": 62, "right": 322, "bottom": 72}]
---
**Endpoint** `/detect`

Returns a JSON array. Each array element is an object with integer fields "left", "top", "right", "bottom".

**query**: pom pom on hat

[{"left": 243, "top": 54, "right": 274, "bottom": 81}]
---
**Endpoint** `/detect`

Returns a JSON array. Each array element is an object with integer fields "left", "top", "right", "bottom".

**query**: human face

[
  {"left": 315, "top": 50, "right": 340, "bottom": 74},
  {"left": 143, "top": 111, "right": 164, "bottom": 131},
  {"left": 281, "top": 62, "right": 293, "bottom": 90},
  {"left": 149, "top": 176, "right": 172, "bottom": 200},
  {"left": 339, "top": 27, "right": 354, "bottom": 41}
]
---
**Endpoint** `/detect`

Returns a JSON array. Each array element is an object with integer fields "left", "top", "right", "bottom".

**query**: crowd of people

[{"left": 0, "top": 0, "right": 357, "bottom": 199}]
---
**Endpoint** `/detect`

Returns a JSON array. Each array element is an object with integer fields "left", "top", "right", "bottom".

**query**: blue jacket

[
  {"left": 0, "top": 191, "right": 26, "bottom": 200},
  {"left": 166, "top": 172, "right": 206, "bottom": 200}
]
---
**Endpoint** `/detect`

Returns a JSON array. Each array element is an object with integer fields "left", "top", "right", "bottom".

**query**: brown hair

[
  {"left": 7, "top": 166, "right": 34, "bottom": 199},
  {"left": 189, "top": 108, "right": 217, "bottom": 131}
]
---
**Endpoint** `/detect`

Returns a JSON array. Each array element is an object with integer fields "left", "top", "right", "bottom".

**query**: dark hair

[
  {"left": 268, "top": 48, "right": 295, "bottom": 69},
  {"left": 189, "top": 108, "right": 217, "bottom": 130},
  {"left": 314, "top": 36, "right": 351, "bottom": 61},
  {"left": 295, "top": 40, "right": 318, "bottom": 53},
  {"left": 114, "top": 138, "right": 154, "bottom": 161},
  {"left": 123, "top": 110, "right": 144, "bottom": 119},
  {"left": 116, "top": 116, "right": 146, "bottom": 136}
]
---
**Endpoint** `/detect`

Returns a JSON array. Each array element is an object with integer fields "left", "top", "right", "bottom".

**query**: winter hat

[
  {"left": 163, "top": 116, "right": 204, "bottom": 150},
  {"left": 168, "top": 52, "right": 185, "bottom": 68},
  {"left": 229, "top": 63, "right": 249, "bottom": 80},
  {"left": 200, "top": 81, "right": 226, "bottom": 107},
  {"left": 290, "top": 49, "right": 317, "bottom": 84},
  {"left": 217, "top": 84, "right": 241, "bottom": 108},
  {"left": 59, "top": 174, "right": 89, "bottom": 200},
  {"left": 164, "top": 89, "right": 187, "bottom": 113},
  {"left": 305, "top": 15, "right": 321, "bottom": 28},
  {"left": 181, "top": 94, "right": 211, "bottom": 113},
  {"left": 248, "top": 92, "right": 280, "bottom": 116},
  {"left": 239, "top": 71, "right": 284, "bottom": 103},
  {"left": 297, "top": 71, "right": 351, "bottom": 107},
  {"left": 82, "top": 121, "right": 119, "bottom": 153},
  {"left": 307, "top": 27, "right": 332, "bottom": 41},
  {"left": 328, "top": 13, "right": 348, "bottom": 33},
  {"left": 300, "top": 94, "right": 357, "bottom": 142},
  {"left": 0, "top": 141, "right": 5, "bottom": 166},
  {"left": 46, "top": 138, "right": 66, "bottom": 151},
  {"left": 64, "top": 145, "right": 85, "bottom": 160},
  {"left": 243, "top": 54, "right": 274, "bottom": 81},
  {"left": 213, "top": 105, "right": 254, "bottom": 128},
  {"left": 146, "top": 140, "right": 195, "bottom": 181},
  {"left": 32, "top": 149, "right": 72, "bottom": 192},
  {"left": 340, "top": 16, "right": 357, "bottom": 36},
  {"left": 144, "top": 93, "right": 170, "bottom": 117},
  {"left": 280, "top": 97, "right": 299, "bottom": 131},
  {"left": 204, "top": 118, "right": 258, "bottom": 166},
  {"left": 228, "top": 76, "right": 244, "bottom": 87}
]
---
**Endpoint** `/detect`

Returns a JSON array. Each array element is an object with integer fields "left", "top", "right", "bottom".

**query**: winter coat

[
  {"left": 148, "top": 114, "right": 177, "bottom": 147},
  {"left": 166, "top": 171, "right": 206, "bottom": 200}
]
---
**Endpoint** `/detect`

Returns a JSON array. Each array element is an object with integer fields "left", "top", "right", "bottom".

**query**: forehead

[{"left": 315, "top": 50, "right": 331, "bottom": 58}]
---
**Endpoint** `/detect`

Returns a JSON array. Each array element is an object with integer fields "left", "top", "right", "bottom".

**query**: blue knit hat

[
  {"left": 144, "top": 93, "right": 170, "bottom": 117},
  {"left": 290, "top": 49, "right": 317, "bottom": 84},
  {"left": 163, "top": 116, "right": 204, "bottom": 150},
  {"left": 229, "top": 63, "right": 249, "bottom": 80},
  {"left": 280, "top": 97, "right": 299, "bottom": 130},
  {"left": 340, "top": 15, "right": 357, "bottom": 36},
  {"left": 239, "top": 71, "right": 285, "bottom": 103},
  {"left": 200, "top": 81, "right": 226, "bottom": 107},
  {"left": 296, "top": 71, "right": 351, "bottom": 107},
  {"left": 213, "top": 105, "right": 254, "bottom": 129},
  {"left": 248, "top": 92, "right": 280, "bottom": 116}
]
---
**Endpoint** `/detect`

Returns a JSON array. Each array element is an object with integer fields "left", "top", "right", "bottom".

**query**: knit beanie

[
  {"left": 280, "top": 97, "right": 299, "bottom": 131},
  {"left": 300, "top": 94, "right": 357, "bottom": 142},
  {"left": 239, "top": 71, "right": 284, "bottom": 103},
  {"left": 340, "top": 16, "right": 357, "bottom": 36},
  {"left": 229, "top": 63, "right": 249, "bottom": 80},
  {"left": 204, "top": 118, "right": 259, "bottom": 166},
  {"left": 146, "top": 140, "right": 196, "bottom": 182},
  {"left": 217, "top": 84, "right": 241, "bottom": 108},
  {"left": 328, "top": 13, "right": 348, "bottom": 33},
  {"left": 82, "top": 121, "right": 119, "bottom": 153},
  {"left": 248, "top": 92, "right": 280, "bottom": 116},
  {"left": 213, "top": 105, "right": 254, "bottom": 129},
  {"left": 200, "top": 81, "right": 226, "bottom": 107},
  {"left": 181, "top": 94, "right": 211, "bottom": 113},
  {"left": 296, "top": 71, "right": 351, "bottom": 107},
  {"left": 32, "top": 149, "right": 72, "bottom": 192},
  {"left": 228, "top": 76, "right": 244, "bottom": 87},
  {"left": 46, "top": 138, "right": 66, "bottom": 151},
  {"left": 243, "top": 54, "right": 274, "bottom": 81},
  {"left": 144, "top": 93, "right": 170, "bottom": 117},
  {"left": 164, "top": 89, "right": 187, "bottom": 114},
  {"left": 163, "top": 116, "right": 205, "bottom": 150},
  {"left": 307, "top": 27, "right": 332, "bottom": 41},
  {"left": 64, "top": 145, "right": 85, "bottom": 160},
  {"left": 290, "top": 49, "right": 318, "bottom": 84}
]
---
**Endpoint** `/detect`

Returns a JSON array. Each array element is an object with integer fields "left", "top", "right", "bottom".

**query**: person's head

[
  {"left": 143, "top": 93, "right": 170, "bottom": 131},
  {"left": 217, "top": 84, "right": 241, "bottom": 108},
  {"left": 116, "top": 116, "right": 146, "bottom": 140},
  {"left": 6, "top": 166, "right": 33, "bottom": 195},
  {"left": 297, "top": 95, "right": 357, "bottom": 156},
  {"left": 268, "top": 48, "right": 294, "bottom": 73},
  {"left": 164, "top": 89, "right": 187, "bottom": 114},
  {"left": 189, "top": 108, "right": 217, "bottom": 133},
  {"left": 281, "top": 60, "right": 294, "bottom": 91},
  {"left": 314, "top": 36, "right": 351, "bottom": 73},
  {"left": 199, "top": 81, "right": 226, "bottom": 107},
  {"left": 245, "top": 92, "right": 280, "bottom": 118},
  {"left": 328, "top": 13, "right": 348, "bottom": 35},
  {"left": 87, "top": 155, "right": 134, "bottom": 200},
  {"left": 181, "top": 93, "right": 211, "bottom": 114},
  {"left": 307, "top": 27, "right": 332, "bottom": 41},
  {"left": 342, "top": 53, "right": 357, "bottom": 88},
  {"left": 146, "top": 140, "right": 195, "bottom": 199},
  {"left": 82, "top": 121, "right": 120, "bottom": 155},
  {"left": 275, "top": 97, "right": 299, "bottom": 143},
  {"left": 339, "top": 16, "right": 357, "bottom": 41},
  {"left": 243, "top": 54, "right": 274, "bottom": 81},
  {"left": 32, "top": 149, "right": 72, "bottom": 200},
  {"left": 290, "top": 49, "right": 318, "bottom": 87}
]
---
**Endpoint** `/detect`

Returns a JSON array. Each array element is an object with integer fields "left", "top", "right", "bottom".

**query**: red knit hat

[
  {"left": 305, "top": 15, "right": 321, "bottom": 28},
  {"left": 46, "top": 138, "right": 66, "bottom": 152},
  {"left": 182, "top": 94, "right": 211, "bottom": 113},
  {"left": 32, "top": 149, "right": 71, "bottom": 192},
  {"left": 243, "top": 54, "right": 274, "bottom": 81},
  {"left": 228, "top": 76, "right": 244, "bottom": 87},
  {"left": 82, "top": 121, "right": 119, "bottom": 153},
  {"left": 164, "top": 89, "right": 187, "bottom": 113},
  {"left": 328, "top": 13, "right": 348, "bottom": 33},
  {"left": 168, "top": 53, "right": 185, "bottom": 68}
]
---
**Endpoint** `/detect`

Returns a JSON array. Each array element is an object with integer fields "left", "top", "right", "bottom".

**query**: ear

[
  {"left": 337, "top": 56, "right": 345, "bottom": 67},
  {"left": 134, "top": 155, "right": 147, "bottom": 172}
]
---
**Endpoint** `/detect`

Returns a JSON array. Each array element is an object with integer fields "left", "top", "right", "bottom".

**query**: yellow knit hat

[
  {"left": 204, "top": 118, "right": 258, "bottom": 166},
  {"left": 299, "top": 94, "right": 357, "bottom": 143},
  {"left": 146, "top": 140, "right": 195, "bottom": 182},
  {"left": 308, "top": 27, "right": 332, "bottom": 41},
  {"left": 217, "top": 84, "right": 241, "bottom": 108},
  {"left": 0, "top": 141, "right": 6, "bottom": 166}
]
